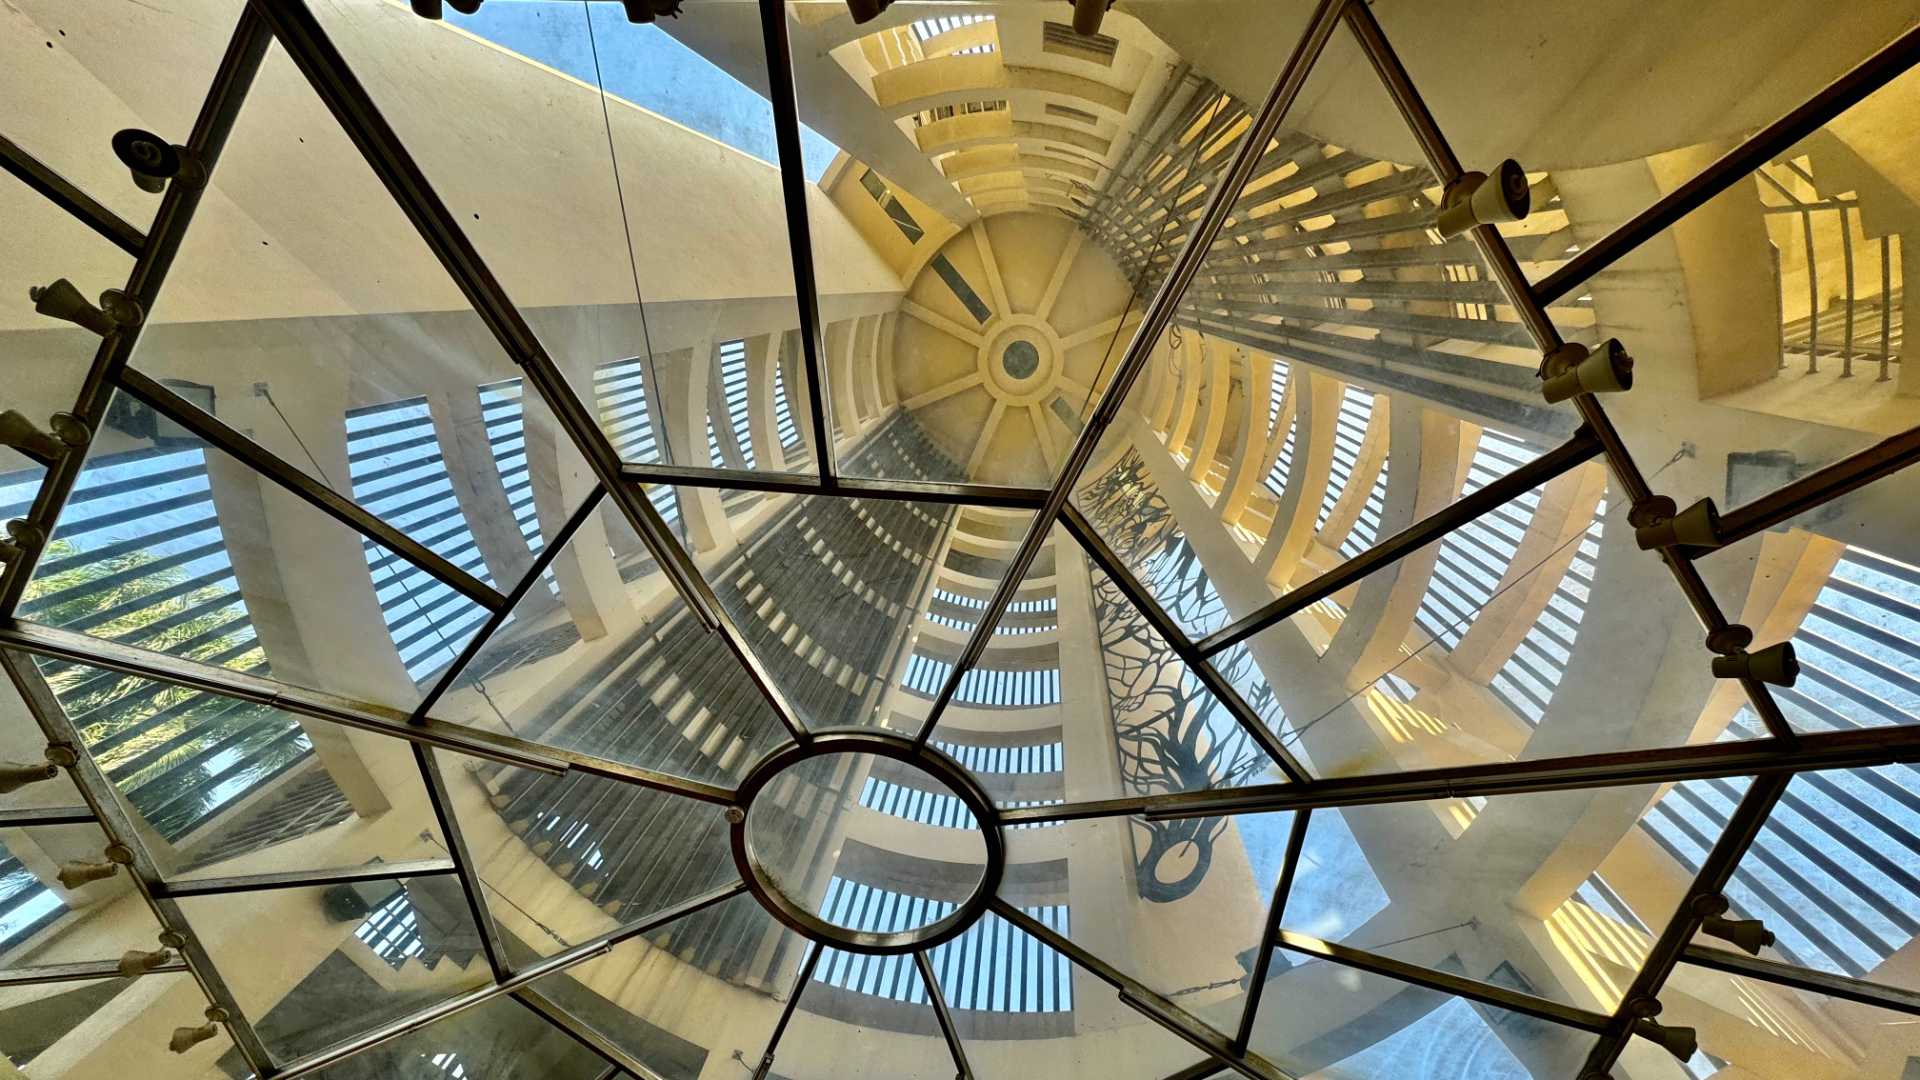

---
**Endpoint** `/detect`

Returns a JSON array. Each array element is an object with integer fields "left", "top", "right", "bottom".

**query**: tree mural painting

[{"left": 1076, "top": 449, "right": 1275, "bottom": 901}]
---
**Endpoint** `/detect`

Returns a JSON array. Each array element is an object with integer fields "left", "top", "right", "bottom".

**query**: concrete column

[
  {"left": 1255, "top": 370, "right": 1343, "bottom": 586},
  {"left": 1315, "top": 392, "right": 1389, "bottom": 554},
  {"left": 654, "top": 339, "right": 736, "bottom": 553},
  {"left": 1217, "top": 352, "right": 1283, "bottom": 525},
  {"left": 1331, "top": 403, "right": 1464, "bottom": 683},
  {"left": 743, "top": 331, "right": 788, "bottom": 472},
  {"left": 519, "top": 389, "right": 624, "bottom": 639},
  {"left": 1184, "top": 339, "right": 1233, "bottom": 484},
  {"left": 424, "top": 386, "right": 543, "bottom": 599}
]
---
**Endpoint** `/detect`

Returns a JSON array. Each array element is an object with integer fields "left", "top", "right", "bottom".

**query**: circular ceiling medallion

[
  {"left": 1000, "top": 339, "right": 1041, "bottom": 380},
  {"left": 731, "top": 729, "right": 1003, "bottom": 955},
  {"left": 976, "top": 313, "right": 1064, "bottom": 407}
]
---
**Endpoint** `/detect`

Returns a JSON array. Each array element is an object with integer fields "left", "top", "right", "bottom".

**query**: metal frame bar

[
  {"left": 271, "top": 879, "right": 747, "bottom": 1079},
  {"left": 0, "top": 647, "right": 276, "bottom": 1073},
  {"left": 0, "top": 806, "right": 95, "bottom": 827},
  {"left": 1680, "top": 942, "right": 1920, "bottom": 1017},
  {"left": 0, "top": 0, "right": 1914, "bottom": 1075},
  {"left": 1233, "top": 809, "right": 1310, "bottom": 1051},
  {"left": 990, "top": 899, "right": 1296, "bottom": 1080},
  {"left": 0, "top": 957, "right": 189, "bottom": 987},
  {"left": 751, "top": 943, "right": 822, "bottom": 1080},
  {"left": 151, "top": 857, "right": 458, "bottom": 899},
  {"left": 115, "top": 365, "right": 507, "bottom": 613},
  {"left": 756, "top": 0, "right": 838, "bottom": 485},
  {"left": 996, "top": 720, "right": 1920, "bottom": 825},
  {"left": 915, "top": 949, "right": 976, "bottom": 1080},
  {"left": 0, "top": 133, "right": 146, "bottom": 257},
  {"left": 621, "top": 461, "right": 1050, "bottom": 510},
  {"left": 910, "top": 0, "right": 1351, "bottom": 758},
  {"left": 1196, "top": 427, "right": 1604, "bottom": 656}
]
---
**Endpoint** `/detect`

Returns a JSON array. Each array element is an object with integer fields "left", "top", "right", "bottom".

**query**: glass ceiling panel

[
  {"left": 1210, "top": 485, "right": 1786, "bottom": 780},
  {"left": 303, "top": 992, "right": 609, "bottom": 1079},
  {"left": 0, "top": 820, "right": 166, "bottom": 969},
  {"left": 0, "top": 0, "right": 233, "bottom": 235},
  {"left": 442, "top": 756, "right": 735, "bottom": 960},
  {"left": 770, "top": 945, "right": 958, "bottom": 1080},
  {"left": 531, "top": 890, "right": 805, "bottom": 1080},
  {"left": 1664, "top": 958, "right": 1920, "bottom": 1078},
  {"left": 432, "top": 514, "right": 788, "bottom": 786},
  {"left": 813, "top": 0, "right": 1327, "bottom": 490},
  {"left": 17, "top": 400, "right": 487, "bottom": 717},
  {"left": 1278, "top": 785, "right": 1694, "bottom": 1014},
  {"left": 24, "top": 662, "right": 446, "bottom": 886},
  {"left": 1233, "top": 956, "right": 1599, "bottom": 1077},
  {"left": 1522, "top": 73, "right": 1917, "bottom": 525},
  {"left": 133, "top": 44, "right": 600, "bottom": 576},
  {"left": 178, "top": 870, "right": 493, "bottom": 1064},
  {"left": 0, "top": 970, "right": 197, "bottom": 1074}
]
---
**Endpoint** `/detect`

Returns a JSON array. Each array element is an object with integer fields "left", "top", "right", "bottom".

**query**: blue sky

[{"left": 447, "top": 1, "right": 838, "bottom": 180}]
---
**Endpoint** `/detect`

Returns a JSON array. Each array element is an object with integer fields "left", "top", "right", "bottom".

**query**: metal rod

[
  {"left": 116, "top": 366, "right": 507, "bottom": 613},
  {"left": 1804, "top": 208, "right": 1821, "bottom": 374},
  {"left": 1579, "top": 774, "right": 1790, "bottom": 1076},
  {"left": 1339, "top": 2, "right": 1562, "bottom": 352},
  {"left": 1839, "top": 204, "right": 1856, "bottom": 376},
  {"left": 0, "top": 806, "right": 95, "bottom": 827},
  {"left": 756, "top": 0, "right": 838, "bottom": 485},
  {"left": 0, "top": 133, "right": 146, "bottom": 257},
  {"left": 0, "top": 957, "right": 189, "bottom": 987},
  {"left": 1233, "top": 809, "right": 1311, "bottom": 1051},
  {"left": 411, "top": 486, "right": 609, "bottom": 721},
  {"left": 152, "top": 857, "right": 458, "bottom": 899},
  {"left": 752, "top": 944, "right": 823, "bottom": 1080},
  {"left": 1534, "top": 21, "right": 1920, "bottom": 307},
  {"left": 413, "top": 745, "right": 513, "bottom": 982},
  {"left": 989, "top": 898, "right": 1296, "bottom": 1080},
  {"left": 1061, "top": 505, "right": 1311, "bottom": 782},
  {"left": 1275, "top": 930, "right": 1612, "bottom": 1032},
  {"left": 0, "top": 619, "right": 569, "bottom": 775},
  {"left": 911, "top": 0, "right": 1351, "bottom": 750},
  {"left": 1713, "top": 426, "right": 1920, "bottom": 547},
  {"left": 512, "top": 987, "right": 670, "bottom": 1080},
  {"left": 620, "top": 462, "right": 1050, "bottom": 510},
  {"left": 1198, "top": 427, "right": 1603, "bottom": 656},
  {"left": 1680, "top": 943, "right": 1920, "bottom": 1018},
  {"left": 916, "top": 950, "right": 975, "bottom": 1080},
  {"left": 992, "top": 720, "right": 1920, "bottom": 825},
  {"left": 0, "top": 7, "right": 271, "bottom": 616},
  {"left": 273, "top": 880, "right": 746, "bottom": 1079},
  {"left": 0, "top": 648, "right": 276, "bottom": 1073},
  {"left": 1879, "top": 234, "right": 1894, "bottom": 382}
]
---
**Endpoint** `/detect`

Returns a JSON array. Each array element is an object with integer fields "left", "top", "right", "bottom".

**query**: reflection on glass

[
  {"left": 301, "top": 992, "right": 608, "bottom": 1079},
  {"left": 0, "top": 972, "right": 195, "bottom": 1073},
  {"left": 179, "top": 873, "right": 492, "bottom": 1062},
  {"left": 0, "top": 823, "right": 164, "bottom": 967}
]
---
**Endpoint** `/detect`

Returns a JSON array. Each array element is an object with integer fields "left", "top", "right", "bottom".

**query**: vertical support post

[
  {"left": 1802, "top": 208, "right": 1820, "bottom": 374},
  {"left": 1878, "top": 234, "right": 1894, "bottom": 382},
  {"left": 1839, "top": 204, "right": 1856, "bottom": 377}
]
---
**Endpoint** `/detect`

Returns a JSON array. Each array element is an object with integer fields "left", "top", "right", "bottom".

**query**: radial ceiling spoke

[{"left": 903, "top": 298, "right": 989, "bottom": 348}]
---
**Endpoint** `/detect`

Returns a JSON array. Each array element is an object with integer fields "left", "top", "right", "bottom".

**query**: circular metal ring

[{"left": 730, "top": 728, "right": 1003, "bottom": 956}]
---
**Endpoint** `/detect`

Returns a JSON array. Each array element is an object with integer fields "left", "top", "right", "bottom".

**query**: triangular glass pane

[
  {"left": 1240, "top": 952, "right": 1597, "bottom": 1077},
  {"left": 929, "top": 520, "right": 1284, "bottom": 809},
  {"left": 770, "top": 945, "right": 958, "bottom": 1080},
  {"left": 177, "top": 869, "right": 492, "bottom": 1062},
  {"left": 0, "top": 970, "right": 196, "bottom": 1074},
  {"left": 1686, "top": 764, "right": 1920, "bottom": 995},
  {"left": 20, "top": 400, "right": 489, "bottom": 715},
  {"left": 1208, "top": 488, "right": 1778, "bottom": 780},
  {"left": 657, "top": 414, "right": 1028, "bottom": 735},
  {"left": 530, "top": 891, "right": 808, "bottom": 1080},
  {"left": 432, "top": 512, "right": 789, "bottom": 787},
  {"left": 300, "top": 992, "right": 609, "bottom": 1079},
  {"left": 1667, "top": 957, "right": 1918, "bottom": 1076},
  {"left": 21, "top": 661, "right": 445, "bottom": 885},
  {"left": 989, "top": 807, "right": 1298, "bottom": 1028},
  {"left": 0, "top": 820, "right": 165, "bottom": 967},
  {"left": 303, "top": 0, "right": 818, "bottom": 479},
  {"left": 132, "top": 39, "right": 599, "bottom": 570},
  {"left": 1277, "top": 785, "right": 1703, "bottom": 1014},
  {"left": 439, "top": 755, "right": 735, "bottom": 959}
]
